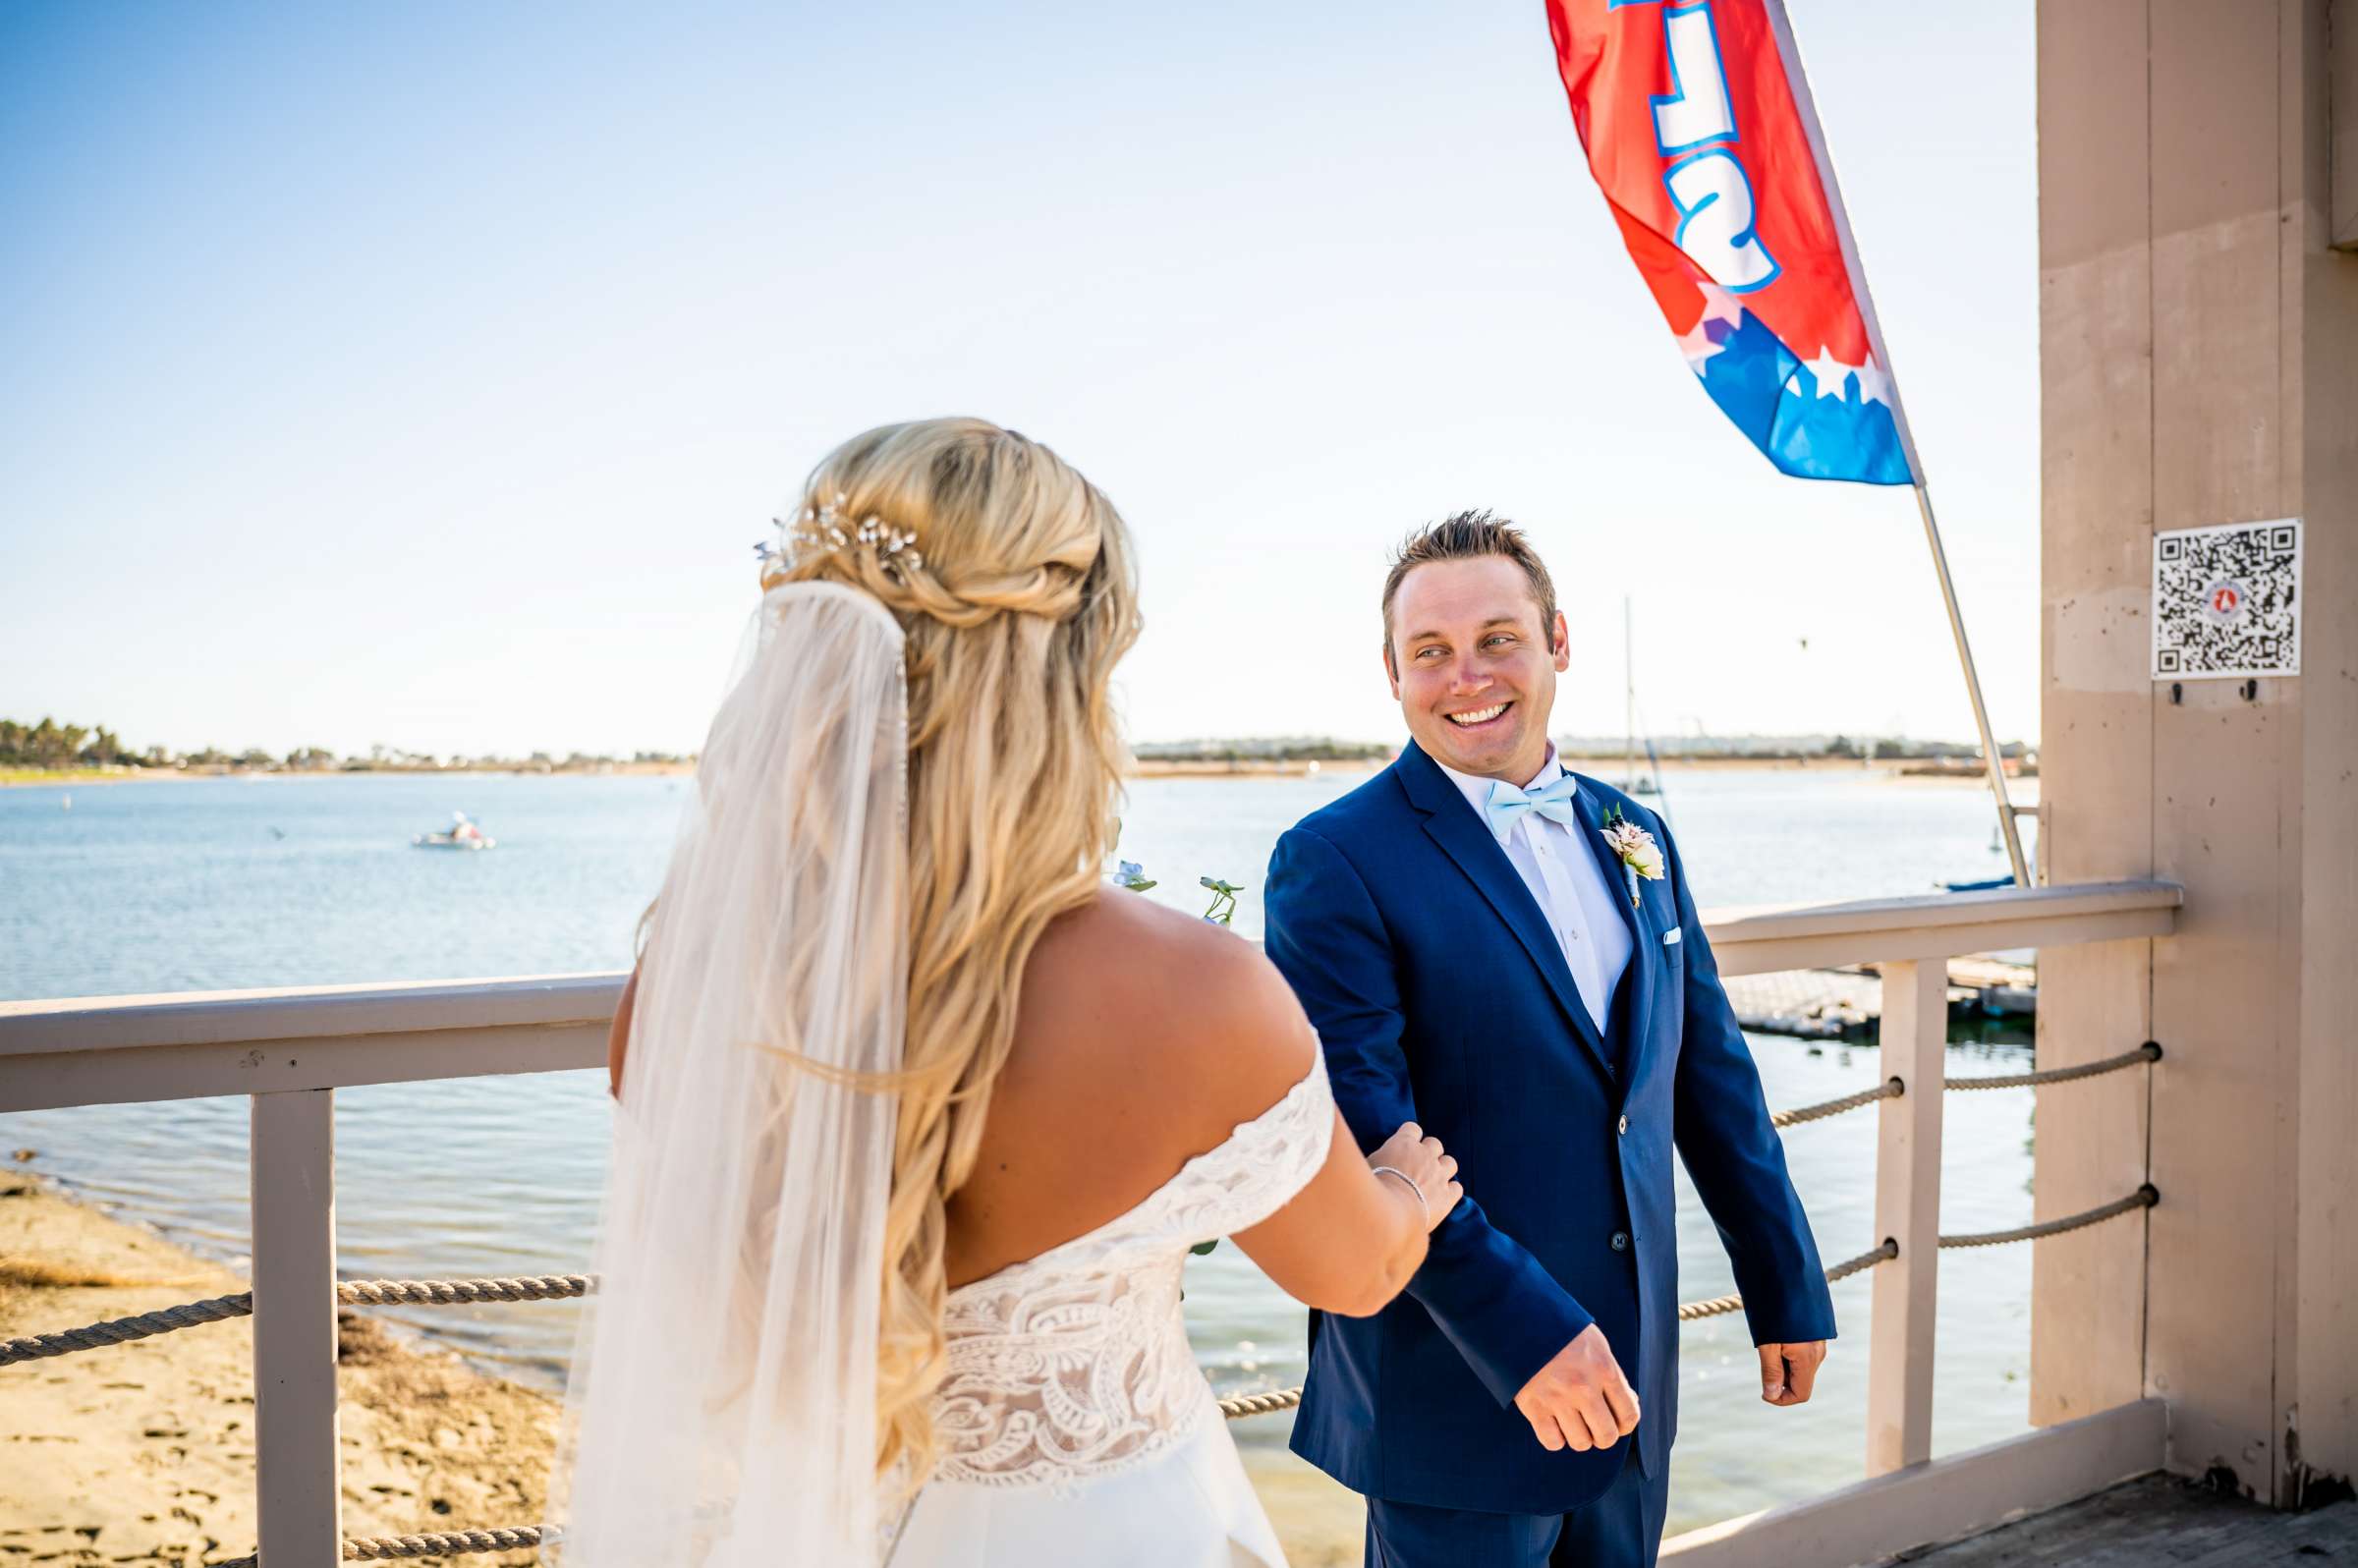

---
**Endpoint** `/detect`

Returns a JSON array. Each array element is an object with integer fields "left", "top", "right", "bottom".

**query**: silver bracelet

[{"left": 1369, "top": 1164, "right": 1429, "bottom": 1221}]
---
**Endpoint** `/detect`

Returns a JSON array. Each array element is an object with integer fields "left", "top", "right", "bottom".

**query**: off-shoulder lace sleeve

[{"left": 1162, "top": 1045, "right": 1334, "bottom": 1244}]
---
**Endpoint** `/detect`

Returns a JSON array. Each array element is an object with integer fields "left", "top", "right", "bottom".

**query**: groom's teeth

[{"left": 1448, "top": 704, "right": 1507, "bottom": 725}]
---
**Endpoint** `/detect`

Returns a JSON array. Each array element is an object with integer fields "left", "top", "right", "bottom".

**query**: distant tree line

[
  {"left": 1131, "top": 734, "right": 2034, "bottom": 765},
  {"left": 1554, "top": 733, "right": 2033, "bottom": 761},
  {"left": 1132, "top": 736, "right": 1395, "bottom": 763},
  {"left": 1, "top": 717, "right": 142, "bottom": 768},
  {"left": 0, "top": 716, "right": 694, "bottom": 774}
]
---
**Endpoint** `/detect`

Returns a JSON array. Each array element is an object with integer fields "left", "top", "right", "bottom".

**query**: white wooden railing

[{"left": 0, "top": 879, "right": 2182, "bottom": 1567}]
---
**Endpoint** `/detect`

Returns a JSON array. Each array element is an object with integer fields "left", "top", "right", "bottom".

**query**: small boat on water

[
  {"left": 413, "top": 812, "right": 495, "bottom": 851},
  {"left": 1940, "top": 825, "right": 2033, "bottom": 892}
]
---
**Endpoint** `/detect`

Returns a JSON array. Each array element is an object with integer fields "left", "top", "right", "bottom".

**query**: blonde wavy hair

[{"left": 760, "top": 417, "right": 1140, "bottom": 1490}]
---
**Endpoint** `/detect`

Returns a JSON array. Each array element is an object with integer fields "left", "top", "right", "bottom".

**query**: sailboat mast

[{"left": 1623, "top": 597, "right": 1636, "bottom": 791}]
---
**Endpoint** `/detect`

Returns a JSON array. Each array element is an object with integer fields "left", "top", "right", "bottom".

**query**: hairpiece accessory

[{"left": 755, "top": 493, "right": 925, "bottom": 581}]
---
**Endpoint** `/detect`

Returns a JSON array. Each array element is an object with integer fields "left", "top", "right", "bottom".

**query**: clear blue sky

[{"left": 1, "top": 1, "right": 2037, "bottom": 758}]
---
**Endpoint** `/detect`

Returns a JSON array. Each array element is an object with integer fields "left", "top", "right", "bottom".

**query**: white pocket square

[{"left": 1662, "top": 926, "right": 1683, "bottom": 946}]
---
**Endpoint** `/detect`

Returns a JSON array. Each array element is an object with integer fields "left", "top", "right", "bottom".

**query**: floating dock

[{"left": 1723, "top": 959, "right": 2038, "bottom": 1041}]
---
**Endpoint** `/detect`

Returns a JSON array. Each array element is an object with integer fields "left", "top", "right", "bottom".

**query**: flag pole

[
  {"left": 1908, "top": 482, "right": 2031, "bottom": 885},
  {"left": 1761, "top": 0, "right": 2031, "bottom": 887}
]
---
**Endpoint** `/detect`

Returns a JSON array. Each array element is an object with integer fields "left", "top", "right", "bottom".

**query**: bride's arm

[
  {"left": 607, "top": 961, "right": 641, "bottom": 1099},
  {"left": 1233, "top": 1104, "right": 1456, "bottom": 1317}
]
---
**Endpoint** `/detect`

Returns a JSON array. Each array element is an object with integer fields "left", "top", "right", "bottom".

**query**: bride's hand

[{"left": 1366, "top": 1122, "right": 1462, "bottom": 1232}]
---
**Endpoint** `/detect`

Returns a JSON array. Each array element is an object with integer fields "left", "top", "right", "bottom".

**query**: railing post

[
  {"left": 1867, "top": 959, "right": 1946, "bottom": 1475},
  {"left": 251, "top": 1088, "right": 341, "bottom": 1563}
]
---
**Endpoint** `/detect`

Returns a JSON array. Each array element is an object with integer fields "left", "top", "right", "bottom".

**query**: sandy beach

[
  {"left": 0, "top": 1172, "right": 1364, "bottom": 1566},
  {"left": 0, "top": 1175, "right": 558, "bottom": 1566}
]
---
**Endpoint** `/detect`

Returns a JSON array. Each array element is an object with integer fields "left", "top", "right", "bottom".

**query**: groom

[{"left": 1263, "top": 513, "right": 1835, "bottom": 1566}]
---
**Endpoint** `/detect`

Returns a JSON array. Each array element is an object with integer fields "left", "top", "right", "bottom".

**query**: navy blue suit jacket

[{"left": 1263, "top": 741, "right": 1835, "bottom": 1516}]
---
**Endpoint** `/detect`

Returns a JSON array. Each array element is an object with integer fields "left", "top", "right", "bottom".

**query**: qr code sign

[{"left": 2152, "top": 518, "right": 2302, "bottom": 679}]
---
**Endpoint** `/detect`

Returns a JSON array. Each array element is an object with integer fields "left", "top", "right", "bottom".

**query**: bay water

[{"left": 1, "top": 766, "right": 2044, "bottom": 1534}]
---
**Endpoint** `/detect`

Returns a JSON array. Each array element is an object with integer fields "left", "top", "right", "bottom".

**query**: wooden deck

[{"left": 1896, "top": 1475, "right": 2358, "bottom": 1565}]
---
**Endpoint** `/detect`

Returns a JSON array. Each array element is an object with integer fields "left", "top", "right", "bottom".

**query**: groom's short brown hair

[{"left": 1380, "top": 510, "right": 1560, "bottom": 664}]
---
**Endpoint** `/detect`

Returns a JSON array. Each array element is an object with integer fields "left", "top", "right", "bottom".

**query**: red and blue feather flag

[{"left": 1544, "top": 0, "right": 1918, "bottom": 486}]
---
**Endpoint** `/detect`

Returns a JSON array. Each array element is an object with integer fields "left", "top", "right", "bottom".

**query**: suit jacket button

[
  {"left": 1610, "top": 1231, "right": 1630, "bottom": 1252},
  {"left": 1617, "top": 1114, "right": 1630, "bottom": 1136}
]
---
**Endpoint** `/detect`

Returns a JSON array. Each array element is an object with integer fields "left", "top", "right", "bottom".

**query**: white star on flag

[
  {"left": 1804, "top": 346, "right": 1852, "bottom": 400},
  {"left": 1853, "top": 353, "right": 1894, "bottom": 408}
]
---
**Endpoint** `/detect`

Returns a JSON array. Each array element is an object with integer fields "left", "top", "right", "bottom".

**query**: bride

[{"left": 555, "top": 418, "right": 1459, "bottom": 1566}]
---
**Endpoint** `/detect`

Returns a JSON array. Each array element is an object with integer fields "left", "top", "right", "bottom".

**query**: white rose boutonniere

[{"left": 1600, "top": 806, "right": 1667, "bottom": 910}]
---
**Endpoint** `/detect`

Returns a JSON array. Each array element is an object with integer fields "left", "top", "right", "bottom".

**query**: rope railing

[
  {"left": 1768, "top": 1038, "right": 2162, "bottom": 1131},
  {"left": 212, "top": 1525, "right": 557, "bottom": 1567},
  {"left": 0, "top": 1289, "right": 255, "bottom": 1367},
  {"left": 1771, "top": 1079, "right": 1902, "bottom": 1128},
  {"left": 1763, "top": 1038, "right": 2160, "bottom": 1133},
  {"left": 1214, "top": 1387, "right": 1307, "bottom": 1419},
  {"left": 3, "top": 1045, "right": 2164, "bottom": 1369},
  {"left": 1675, "top": 1239, "right": 1899, "bottom": 1323},
  {"left": 1943, "top": 1040, "right": 2162, "bottom": 1092},
  {"left": 335, "top": 1274, "right": 593, "bottom": 1307},
  {"left": 0, "top": 1274, "right": 592, "bottom": 1367},
  {"left": 1216, "top": 1183, "right": 2160, "bottom": 1420},
  {"left": 1937, "top": 1184, "right": 2160, "bottom": 1249}
]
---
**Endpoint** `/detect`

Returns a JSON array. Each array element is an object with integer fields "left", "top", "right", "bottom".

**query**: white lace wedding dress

[{"left": 888, "top": 1053, "right": 1335, "bottom": 1568}]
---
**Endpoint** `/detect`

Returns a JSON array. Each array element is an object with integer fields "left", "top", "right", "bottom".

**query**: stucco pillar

[{"left": 2033, "top": 0, "right": 2357, "bottom": 1507}]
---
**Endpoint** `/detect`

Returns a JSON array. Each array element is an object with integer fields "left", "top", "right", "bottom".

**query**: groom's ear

[
  {"left": 1381, "top": 638, "right": 1403, "bottom": 699},
  {"left": 1549, "top": 612, "right": 1571, "bottom": 672}
]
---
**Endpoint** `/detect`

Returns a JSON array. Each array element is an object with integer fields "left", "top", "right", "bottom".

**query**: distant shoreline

[
  {"left": 1559, "top": 755, "right": 2039, "bottom": 781},
  {"left": 1143, "top": 756, "right": 2039, "bottom": 782},
  {"left": 0, "top": 760, "right": 699, "bottom": 789},
  {"left": 6, "top": 755, "right": 2034, "bottom": 789},
  {"left": 1131, "top": 758, "right": 1379, "bottom": 779}
]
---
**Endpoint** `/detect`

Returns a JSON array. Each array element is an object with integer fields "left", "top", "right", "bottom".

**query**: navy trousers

[{"left": 1362, "top": 1447, "right": 1669, "bottom": 1568}]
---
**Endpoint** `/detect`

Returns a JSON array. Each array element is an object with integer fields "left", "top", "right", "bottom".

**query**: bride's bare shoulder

[
  {"left": 1016, "top": 887, "right": 1316, "bottom": 1121},
  {"left": 942, "top": 889, "right": 1319, "bottom": 1286}
]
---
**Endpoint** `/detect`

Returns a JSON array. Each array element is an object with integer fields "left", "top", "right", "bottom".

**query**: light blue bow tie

[{"left": 1484, "top": 774, "right": 1582, "bottom": 842}]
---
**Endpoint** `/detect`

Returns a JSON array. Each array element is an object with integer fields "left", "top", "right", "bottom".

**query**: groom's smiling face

[{"left": 1386, "top": 556, "right": 1571, "bottom": 784}]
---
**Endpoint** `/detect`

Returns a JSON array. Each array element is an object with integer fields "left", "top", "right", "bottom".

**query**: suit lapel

[
  {"left": 1571, "top": 777, "right": 1656, "bottom": 1083},
  {"left": 1391, "top": 743, "right": 1616, "bottom": 1082}
]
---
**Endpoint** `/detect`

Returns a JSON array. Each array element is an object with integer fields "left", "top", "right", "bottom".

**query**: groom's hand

[
  {"left": 1511, "top": 1325, "right": 1640, "bottom": 1452},
  {"left": 1757, "top": 1341, "right": 1827, "bottom": 1406}
]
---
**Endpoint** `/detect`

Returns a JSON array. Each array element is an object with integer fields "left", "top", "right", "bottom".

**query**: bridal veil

[{"left": 557, "top": 581, "right": 909, "bottom": 1565}]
